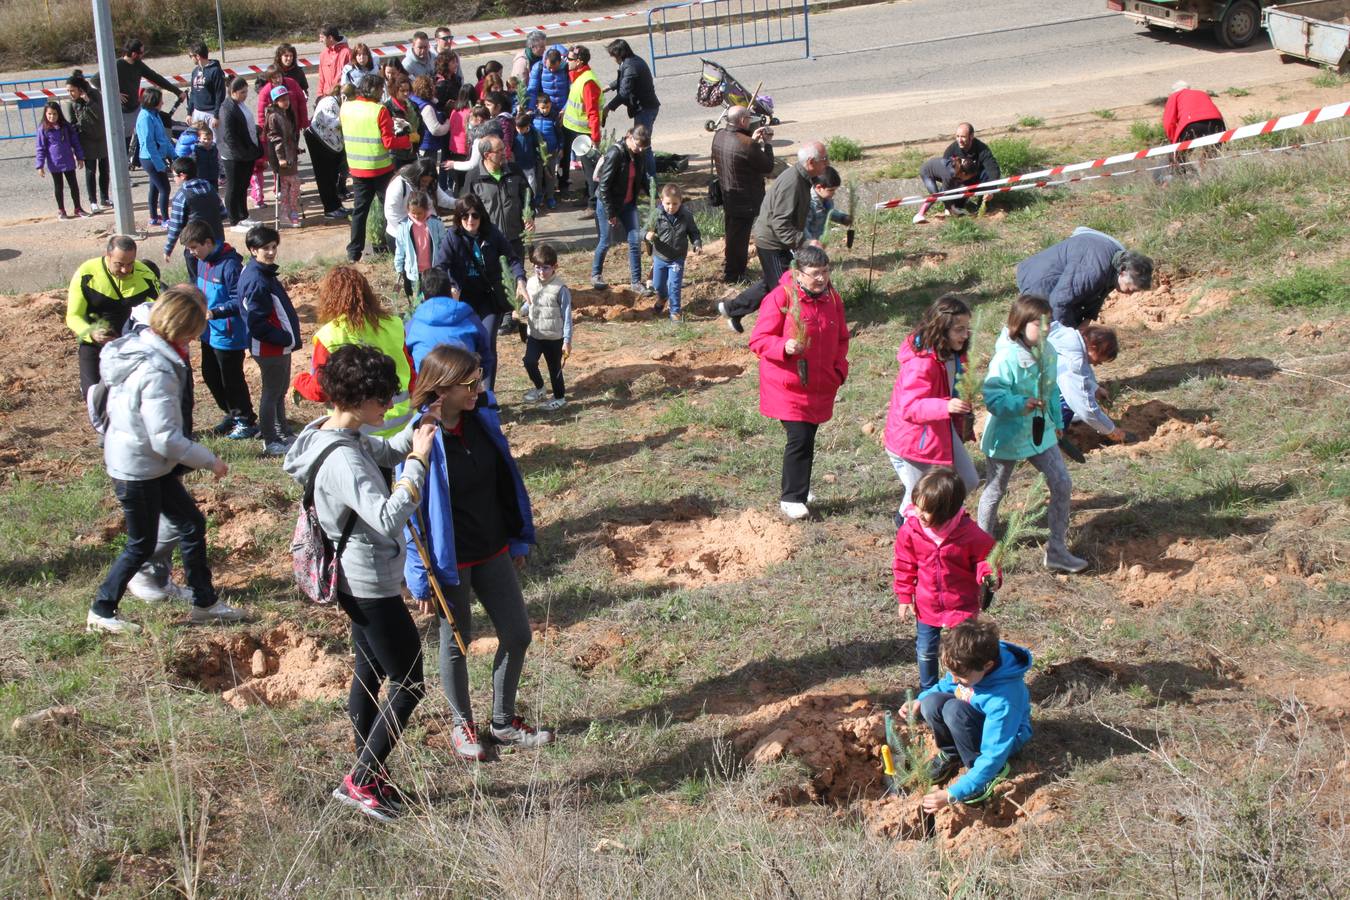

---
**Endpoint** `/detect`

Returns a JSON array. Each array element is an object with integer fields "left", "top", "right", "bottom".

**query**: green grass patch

[
  {"left": 1311, "top": 68, "right": 1350, "bottom": 89},
  {"left": 1092, "top": 109, "right": 1116, "bottom": 120},
  {"left": 825, "top": 135, "right": 864, "bottom": 162},
  {"left": 1223, "top": 86, "right": 1251, "bottom": 97},
  {"left": 1262, "top": 261, "right": 1350, "bottom": 308},
  {"left": 1016, "top": 115, "right": 1045, "bottom": 128},
  {"left": 1129, "top": 120, "right": 1166, "bottom": 146},
  {"left": 987, "top": 138, "right": 1053, "bottom": 175}
]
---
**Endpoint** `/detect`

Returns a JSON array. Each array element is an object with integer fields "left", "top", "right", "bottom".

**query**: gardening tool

[
  {"left": 408, "top": 511, "right": 468, "bottom": 655},
  {"left": 980, "top": 575, "right": 997, "bottom": 611},
  {"left": 880, "top": 745, "right": 900, "bottom": 796}
]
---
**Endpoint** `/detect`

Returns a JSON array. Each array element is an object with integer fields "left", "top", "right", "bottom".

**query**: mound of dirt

[
  {"left": 570, "top": 346, "right": 745, "bottom": 397},
  {"left": 601, "top": 505, "right": 795, "bottom": 586},
  {"left": 170, "top": 623, "right": 348, "bottom": 710},
  {"left": 1069, "top": 400, "right": 1227, "bottom": 455},
  {"left": 1106, "top": 534, "right": 1254, "bottom": 607},
  {"left": 571, "top": 284, "right": 662, "bottom": 322},
  {"left": 862, "top": 771, "right": 1060, "bottom": 852},
  {"left": 1100, "top": 273, "right": 1233, "bottom": 330}
]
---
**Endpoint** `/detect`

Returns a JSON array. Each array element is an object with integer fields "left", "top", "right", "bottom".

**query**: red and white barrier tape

[
  {"left": 875, "top": 100, "right": 1350, "bottom": 209},
  {"left": 0, "top": 6, "right": 671, "bottom": 106}
]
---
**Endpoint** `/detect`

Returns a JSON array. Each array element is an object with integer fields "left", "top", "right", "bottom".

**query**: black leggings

[
  {"left": 50, "top": 169, "right": 81, "bottom": 212},
  {"left": 84, "top": 158, "right": 110, "bottom": 204},
  {"left": 523, "top": 336, "right": 565, "bottom": 399},
  {"left": 199, "top": 342, "right": 256, "bottom": 423},
  {"left": 223, "top": 158, "right": 254, "bottom": 224},
  {"left": 337, "top": 593, "right": 425, "bottom": 783},
  {"left": 780, "top": 419, "right": 819, "bottom": 503}
]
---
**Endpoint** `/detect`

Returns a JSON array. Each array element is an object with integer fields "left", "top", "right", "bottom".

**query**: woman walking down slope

[{"left": 284, "top": 344, "right": 438, "bottom": 823}]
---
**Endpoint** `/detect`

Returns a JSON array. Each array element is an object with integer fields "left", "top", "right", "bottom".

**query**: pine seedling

[
  {"left": 954, "top": 306, "right": 987, "bottom": 408},
  {"left": 986, "top": 475, "right": 1049, "bottom": 573},
  {"left": 784, "top": 280, "right": 812, "bottom": 386}
]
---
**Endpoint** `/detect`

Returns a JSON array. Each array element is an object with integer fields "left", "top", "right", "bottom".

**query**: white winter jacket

[{"left": 100, "top": 330, "right": 219, "bottom": 481}]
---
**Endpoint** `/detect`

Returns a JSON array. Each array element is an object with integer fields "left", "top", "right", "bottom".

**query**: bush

[
  {"left": 986, "top": 138, "right": 1052, "bottom": 175},
  {"left": 825, "top": 136, "right": 863, "bottom": 162},
  {"left": 1016, "top": 115, "right": 1044, "bottom": 128},
  {"left": 1263, "top": 263, "right": 1350, "bottom": 308},
  {"left": 1130, "top": 120, "right": 1167, "bottom": 147}
]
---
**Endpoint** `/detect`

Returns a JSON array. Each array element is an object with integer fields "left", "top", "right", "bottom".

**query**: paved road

[{"left": 0, "top": 0, "right": 1306, "bottom": 289}]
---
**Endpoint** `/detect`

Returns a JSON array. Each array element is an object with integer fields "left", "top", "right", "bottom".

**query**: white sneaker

[
  {"left": 190, "top": 601, "right": 245, "bottom": 623},
  {"left": 230, "top": 222, "right": 250, "bottom": 233},
  {"left": 912, "top": 211, "right": 928, "bottom": 225},
  {"left": 779, "top": 501, "right": 810, "bottom": 520},
  {"left": 87, "top": 610, "right": 142, "bottom": 634},
  {"left": 523, "top": 387, "right": 546, "bottom": 403},
  {"left": 90, "top": 202, "right": 102, "bottom": 213},
  {"left": 541, "top": 397, "right": 566, "bottom": 411},
  {"left": 128, "top": 572, "right": 168, "bottom": 602},
  {"left": 490, "top": 716, "right": 554, "bottom": 749},
  {"left": 807, "top": 491, "right": 816, "bottom": 503},
  {"left": 451, "top": 721, "right": 487, "bottom": 761}
]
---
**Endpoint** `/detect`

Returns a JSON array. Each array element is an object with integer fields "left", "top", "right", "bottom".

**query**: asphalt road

[{"left": 0, "top": 0, "right": 1305, "bottom": 288}]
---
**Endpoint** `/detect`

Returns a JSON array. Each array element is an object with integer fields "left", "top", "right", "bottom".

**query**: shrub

[
  {"left": 1016, "top": 115, "right": 1044, "bottom": 128},
  {"left": 690, "top": 203, "right": 725, "bottom": 242},
  {"left": 1092, "top": 109, "right": 1116, "bottom": 120},
  {"left": 1263, "top": 263, "right": 1350, "bottom": 308},
  {"left": 986, "top": 138, "right": 1052, "bottom": 175},
  {"left": 1130, "top": 121, "right": 1167, "bottom": 147},
  {"left": 825, "top": 136, "right": 863, "bottom": 162}
]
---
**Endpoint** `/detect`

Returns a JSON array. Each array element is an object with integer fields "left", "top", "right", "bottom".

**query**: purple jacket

[{"left": 35, "top": 122, "right": 83, "bottom": 173}]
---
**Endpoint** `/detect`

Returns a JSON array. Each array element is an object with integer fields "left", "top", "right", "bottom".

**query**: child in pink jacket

[
  {"left": 894, "top": 466, "right": 998, "bottom": 690},
  {"left": 748, "top": 246, "right": 850, "bottom": 522},
  {"left": 883, "top": 293, "right": 979, "bottom": 525}
]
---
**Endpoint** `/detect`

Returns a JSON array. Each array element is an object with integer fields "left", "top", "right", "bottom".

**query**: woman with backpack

[{"left": 283, "top": 344, "right": 437, "bottom": 823}]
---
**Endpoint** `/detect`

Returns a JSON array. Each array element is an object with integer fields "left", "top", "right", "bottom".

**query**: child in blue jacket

[
  {"left": 238, "top": 224, "right": 301, "bottom": 456},
  {"left": 182, "top": 220, "right": 255, "bottom": 439},
  {"left": 900, "top": 618, "right": 1032, "bottom": 810},
  {"left": 805, "top": 166, "right": 853, "bottom": 243},
  {"left": 404, "top": 269, "right": 495, "bottom": 378}
]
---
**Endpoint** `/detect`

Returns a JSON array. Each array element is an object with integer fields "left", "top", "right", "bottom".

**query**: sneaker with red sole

[
  {"left": 451, "top": 721, "right": 487, "bottom": 761},
  {"left": 331, "top": 773, "right": 400, "bottom": 822},
  {"left": 373, "top": 773, "right": 411, "bottom": 812},
  {"left": 490, "top": 716, "right": 554, "bottom": 749}
]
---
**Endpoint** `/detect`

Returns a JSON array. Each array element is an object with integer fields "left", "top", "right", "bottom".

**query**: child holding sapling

[
  {"left": 894, "top": 466, "right": 999, "bottom": 691},
  {"left": 883, "top": 293, "right": 980, "bottom": 523},
  {"left": 898, "top": 618, "right": 1032, "bottom": 810},
  {"left": 804, "top": 166, "right": 853, "bottom": 243},
  {"left": 977, "top": 294, "right": 1086, "bottom": 573},
  {"left": 644, "top": 183, "right": 702, "bottom": 321}
]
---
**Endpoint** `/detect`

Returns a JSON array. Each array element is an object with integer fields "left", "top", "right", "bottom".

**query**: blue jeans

[
  {"left": 144, "top": 166, "right": 169, "bottom": 219},
  {"left": 634, "top": 107, "right": 659, "bottom": 179},
  {"left": 593, "top": 198, "right": 641, "bottom": 284},
  {"left": 651, "top": 256, "right": 685, "bottom": 316},
  {"left": 916, "top": 620, "right": 943, "bottom": 691},
  {"left": 920, "top": 692, "right": 986, "bottom": 768}
]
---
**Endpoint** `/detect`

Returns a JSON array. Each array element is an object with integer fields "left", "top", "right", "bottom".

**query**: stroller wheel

[
  {"left": 770, "top": 117, "right": 781, "bottom": 126},
  {"left": 705, "top": 120, "right": 717, "bottom": 132}
]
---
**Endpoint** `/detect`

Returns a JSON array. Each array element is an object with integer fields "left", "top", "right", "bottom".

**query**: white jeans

[{"left": 886, "top": 424, "right": 980, "bottom": 513}]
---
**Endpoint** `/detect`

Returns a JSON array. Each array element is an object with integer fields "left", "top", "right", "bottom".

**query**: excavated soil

[
  {"left": 570, "top": 346, "right": 746, "bottom": 398},
  {"left": 1104, "top": 533, "right": 1257, "bottom": 608},
  {"left": 732, "top": 683, "right": 1059, "bottom": 852},
  {"left": 601, "top": 502, "right": 796, "bottom": 586},
  {"left": 1099, "top": 273, "right": 1233, "bottom": 330},
  {"left": 169, "top": 623, "right": 348, "bottom": 710},
  {"left": 1069, "top": 400, "right": 1228, "bottom": 455}
]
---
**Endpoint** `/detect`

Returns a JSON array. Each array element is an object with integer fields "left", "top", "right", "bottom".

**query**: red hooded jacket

[
  {"left": 893, "top": 507, "right": 997, "bottom": 628},
  {"left": 748, "top": 270, "right": 849, "bottom": 425}
]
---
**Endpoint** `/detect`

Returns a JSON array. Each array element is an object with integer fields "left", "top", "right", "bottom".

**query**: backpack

[{"left": 291, "top": 443, "right": 358, "bottom": 604}]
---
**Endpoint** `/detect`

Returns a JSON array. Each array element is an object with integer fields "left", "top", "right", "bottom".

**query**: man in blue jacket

[
  {"left": 901, "top": 618, "right": 1032, "bottom": 809},
  {"left": 183, "top": 221, "right": 255, "bottom": 438},
  {"left": 1017, "top": 227, "right": 1154, "bottom": 328}
]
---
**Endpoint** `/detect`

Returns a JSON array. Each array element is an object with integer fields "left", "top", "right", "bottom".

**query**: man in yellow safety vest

[
  {"left": 560, "top": 45, "right": 602, "bottom": 212},
  {"left": 340, "top": 74, "right": 412, "bottom": 262}
]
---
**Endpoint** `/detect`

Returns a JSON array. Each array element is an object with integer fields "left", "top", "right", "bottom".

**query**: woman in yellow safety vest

[{"left": 293, "top": 266, "right": 415, "bottom": 436}]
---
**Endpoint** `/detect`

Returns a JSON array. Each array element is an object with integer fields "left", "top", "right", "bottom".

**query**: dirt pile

[
  {"left": 1070, "top": 400, "right": 1227, "bottom": 455},
  {"left": 571, "top": 346, "right": 745, "bottom": 398},
  {"left": 1106, "top": 533, "right": 1253, "bottom": 607},
  {"left": 1100, "top": 273, "right": 1233, "bottom": 329},
  {"left": 862, "top": 771, "right": 1059, "bottom": 852},
  {"left": 170, "top": 623, "right": 348, "bottom": 710},
  {"left": 601, "top": 503, "right": 795, "bottom": 586}
]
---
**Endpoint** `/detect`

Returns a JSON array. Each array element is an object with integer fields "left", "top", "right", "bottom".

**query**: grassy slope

[{"left": 1, "top": 128, "right": 1348, "bottom": 895}]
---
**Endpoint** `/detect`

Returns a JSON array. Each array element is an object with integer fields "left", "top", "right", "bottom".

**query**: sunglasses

[
  {"left": 460, "top": 211, "right": 481, "bottom": 220},
  {"left": 456, "top": 370, "right": 484, "bottom": 391}
]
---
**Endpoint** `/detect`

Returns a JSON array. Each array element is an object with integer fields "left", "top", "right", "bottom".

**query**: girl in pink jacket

[
  {"left": 748, "top": 246, "right": 850, "bottom": 521},
  {"left": 883, "top": 293, "right": 978, "bottom": 525},
  {"left": 893, "top": 466, "right": 998, "bottom": 690}
]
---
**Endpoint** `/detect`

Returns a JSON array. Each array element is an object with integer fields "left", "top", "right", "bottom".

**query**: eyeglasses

[
  {"left": 798, "top": 268, "right": 830, "bottom": 281},
  {"left": 457, "top": 370, "right": 484, "bottom": 391},
  {"left": 460, "top": 211, "right": 481, "bottom": 220}
]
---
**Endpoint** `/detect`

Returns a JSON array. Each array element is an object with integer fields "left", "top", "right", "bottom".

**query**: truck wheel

[{"left": 1216, "top": 0, "right": 1261, "bottom": 48}]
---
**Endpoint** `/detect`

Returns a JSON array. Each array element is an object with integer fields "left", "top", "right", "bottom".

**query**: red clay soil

[
  {"left": 601, "top": 505, "right": 796, "bottom": 586},
  {"left": 169, "top": 622, "right": 349, "bottom": 710}
]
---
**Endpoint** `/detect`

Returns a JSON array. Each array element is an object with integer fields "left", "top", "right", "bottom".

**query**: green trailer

[{"left": 1106, "top": 0, "right": 1276, "bottom": 47}]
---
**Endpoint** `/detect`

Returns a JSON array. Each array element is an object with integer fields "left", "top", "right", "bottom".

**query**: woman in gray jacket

[
  {"left": 89, "top": 286, "right": 243, "bottom": 634},
  {"left": 283, "top": 344, "right": 437, "bottom": 823}
]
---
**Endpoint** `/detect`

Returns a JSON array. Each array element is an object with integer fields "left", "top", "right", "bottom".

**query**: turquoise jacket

[
  {"left": 917, "top": 641, "right": 1033, "bottom": 802},
  {"left": 979, "top": 328, "right": 1063, "bottom": 460}
]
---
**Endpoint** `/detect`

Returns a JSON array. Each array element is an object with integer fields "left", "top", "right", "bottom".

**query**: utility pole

[
  {"left": 215, "top": 1, "right": 226, "bottom": 64},
  {"left": 92, "top": 0, "right": 136, "bottom": 236}
]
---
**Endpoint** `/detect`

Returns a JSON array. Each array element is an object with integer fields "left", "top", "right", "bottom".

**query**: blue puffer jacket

[
  {"left": 405, "top": 293, "right": 495, "bottom": 375},
  {"left": 196, "top": 241, "right": 248, "bottom": 351},
  {"left": 410, "top": 94, "right": 447, "bottom": 153},
  {"left": 1015, "top": 227, "right": 1126, "bottom": 328},
  {"left": 916, "top": 641, "right": 1033, "bottom": 802},
  {"left": 526, "top": 45, "right": 570, "bottom": 111},
  {"left": 399, "top": 404, "right": 534, "bottom": 598}
]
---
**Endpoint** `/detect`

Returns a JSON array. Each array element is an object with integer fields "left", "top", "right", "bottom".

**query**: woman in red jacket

[{"left": 748, "top": 245, "right": 849, "bottom": 520}]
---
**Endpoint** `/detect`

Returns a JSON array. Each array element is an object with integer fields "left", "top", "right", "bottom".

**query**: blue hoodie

[
  {"left": 405, "top": 294, "right": 495, "bottom": 376},
  {"left": 196, "top": 241, "right": 248, "bottom": 351},
  {"left": 398, "top": 404, "right": 534, "bottom": 599},
  {"left": 238, "top": 260, "right": 300, "bottom": 357},
  {"left": 917, "top": 641, "right": 1033, "bottom": 802}
]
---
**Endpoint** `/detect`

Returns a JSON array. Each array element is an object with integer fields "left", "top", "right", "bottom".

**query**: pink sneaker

[{"left": 331, "top": 773, "right": 400, "bottom": 822}]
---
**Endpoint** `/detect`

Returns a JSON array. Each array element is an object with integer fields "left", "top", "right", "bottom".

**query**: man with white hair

[
  {"left": 719, "top": 141, "right": 829, "bottom": 333},
  {"left": 513, "top": 30, "right": 549, "bottom": 83}
]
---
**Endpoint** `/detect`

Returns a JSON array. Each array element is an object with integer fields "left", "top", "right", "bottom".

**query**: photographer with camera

[{"left": 710, "top": 106, "right": 774, "bottom": 286}]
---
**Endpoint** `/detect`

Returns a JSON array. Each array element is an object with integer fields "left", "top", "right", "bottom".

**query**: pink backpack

[{"left": 291, "top": 444, "right": 357, "bottom": 604}]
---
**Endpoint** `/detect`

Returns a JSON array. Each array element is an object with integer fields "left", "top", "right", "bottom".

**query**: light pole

[{"left": 91, "top": 0, "right": 136, "bottom": 236}]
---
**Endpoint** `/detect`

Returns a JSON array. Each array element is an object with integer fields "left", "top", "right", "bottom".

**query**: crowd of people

[{"left": 56, "top": 23, "right": 1166, "bottom": 824}]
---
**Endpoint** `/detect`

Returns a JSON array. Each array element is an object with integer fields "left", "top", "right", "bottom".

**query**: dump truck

[
  {"left": 1106, "top": 0, "right": 1277, "bottom": 47},
  {"left": 1264, "top": 0, "right": 1350, "bottom": 70}
]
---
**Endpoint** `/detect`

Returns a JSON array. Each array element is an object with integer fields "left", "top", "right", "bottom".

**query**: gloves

[{"left": 392, "top": 117, "right": 411, "bottom": 136}]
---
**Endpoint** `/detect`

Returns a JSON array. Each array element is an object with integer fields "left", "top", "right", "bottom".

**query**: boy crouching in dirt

[{"left": 899, "top": 619, "right": 1031, "bottom": 811}]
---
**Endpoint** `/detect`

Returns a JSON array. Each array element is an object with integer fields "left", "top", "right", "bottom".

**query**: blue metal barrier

[
  {"left": 647, "top": 0, "right": 811, "bottom": 74},
  {"left": 1, "top": 78, "right": 67, "bottom": 142}
]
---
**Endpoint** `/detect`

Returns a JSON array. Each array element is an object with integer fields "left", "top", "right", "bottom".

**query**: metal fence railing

[
  {"left": 0, "top": 78, "right": 68, "bottom": 142},
  {"left": 647, "top": 0, "right": 811, "bottom": 74}
]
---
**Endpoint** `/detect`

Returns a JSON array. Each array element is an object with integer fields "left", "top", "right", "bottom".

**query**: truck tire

[{"left": 1216, "top": 0, "right": 1261, "bottom": 48}]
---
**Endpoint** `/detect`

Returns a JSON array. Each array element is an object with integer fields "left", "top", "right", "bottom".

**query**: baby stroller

[{"left": 697, "top": 58, "right": 778, "bottom": 132}]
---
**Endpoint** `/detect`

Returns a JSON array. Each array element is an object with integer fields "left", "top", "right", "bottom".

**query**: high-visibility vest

[
  {"left": 340, "top": 98, "right": 392, "bottom": 177},
  {"left": 562, "top": 68, "right": 599, "bottom": 136},
  {"left": 314, "top": 314, "right": 413, "bottom": 436}
]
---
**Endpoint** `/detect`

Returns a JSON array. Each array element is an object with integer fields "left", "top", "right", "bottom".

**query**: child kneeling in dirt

[
  {"left": 893, "top": 466, "right": 999, "bottom": 692},
  {"left": 899, "top": 618, "right": 1032, "bottom": 812}
]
